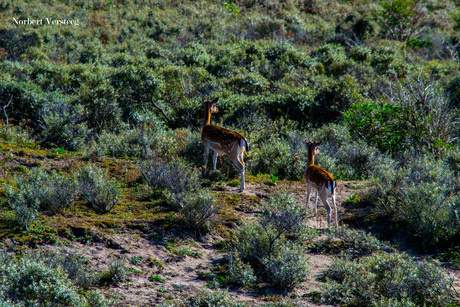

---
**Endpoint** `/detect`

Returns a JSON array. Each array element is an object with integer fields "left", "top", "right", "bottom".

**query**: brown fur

[
  {"left": 304, "top": 140, "right": 338, "bottom": 227},
  {"left": 201, "top": 97, "right": 249, "bottom": 191}
]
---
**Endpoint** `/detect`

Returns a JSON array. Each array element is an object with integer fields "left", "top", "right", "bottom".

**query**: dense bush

[
  {"left": 322, "top": 252, "right": 456, "bottom": 306},
  {"left": 345, "top": 77, "right": 459, "bottom": 154},
  {"left": 370, "top": 155, "right": 460, "bottom": 250},
  {"left": 37, "top": 94, "right": 89, "bottom": 151}
]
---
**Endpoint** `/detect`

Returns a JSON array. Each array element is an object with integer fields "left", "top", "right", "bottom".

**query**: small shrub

[
  {"left": 314, "top": 227, "right": 388, "bottom": 258},
  {"left": 98, "top": 257, "right": 127, "bottom": 286},
  {"left": 0, "top": 122, "right": 34, "bottom": 145},
  {"left": 78, "top": 165, "right": 120, "bottom": 214},
  {"left": 233, "top": 221, "right": 278, "bottom": 270},
  {"left": 0, "top": 254, "right": 86, "bottom": 307},
  {"left": 41, "top": 249, "right": 95, "bottom": 290},
  {"left": 262, "top": 242, "right": 309, "bottom": 290},
  {"left": 227, "top": 255, "right": 257, "bottom": 287},
  {"left": 261, "top": 191, "right": 306, "bottom": 236},
  {"left": 232, "top": 218, "right": 310, "bottom": 290},
  {"left": 149, "top": 274, "right": 164, "bottom": 283},
  {"left": 185, "top": 290, "right": 246, "bottom": 307},
  {"left": 141, "top": 159, "right": 200, "bottom": 199},
  {"left": 43, "top": 172, "right": 78, "bottom": 215},
  {"left": 7, "top": 168, "right": 77, "bottom": 228},
  {"left": 172, "top": 189, "right": 218, "bottom": 233},
  {"left": 322, "top": 252, "right": 456, "bottom": 306}
]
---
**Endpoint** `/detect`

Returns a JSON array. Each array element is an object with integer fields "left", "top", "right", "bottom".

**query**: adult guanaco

[
  {"left": 201, "top": 97, "right": 249, "bottom": 192},
  {"left": 304, "top": 140, "right": 338, "bottom": 227}
]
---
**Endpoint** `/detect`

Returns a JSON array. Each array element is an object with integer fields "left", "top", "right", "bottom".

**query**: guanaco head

[
  {"left": 305, "top": 140, "right": 322, "bottom": 156},
  {"left": 203, "top": 97, "right": 219, "bottom": 114}
]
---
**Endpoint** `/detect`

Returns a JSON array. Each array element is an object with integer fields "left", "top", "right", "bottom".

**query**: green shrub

[
  {"left": 172, "top": 189, "right": 217, "bottom": 233},
  {"left": 370, "top": 40, "right": 408, "bottom": 76},
  {"left": 90, "top": 120, "right": 174, "bottom": 159},
  {"left": 0, "top": 253, "right": 86, "bottom": 307},
  {"left": 310, "top": 75, "right": 365, "bottom": 126},
  {"left": 262, "top": 241, "right": 309, "bottom": 290},
  {"left": 385, "top": 78, "right": 457, "bottom": 154},
  {"left": 233, "top": 220, "right": 280, "bottom": 271},
  {"left": 345, "top": 78, "right": 458, "bottom": 154},
  {"left": 231, "top": 214, "right": 310, "bottom": 289},
  {"left": 98, "top": 257, "right": 128, "bottom": 286},
  {"left": 177, "top": 42, "right": 215, "bottom": 67},
  {"left": 183, "top": 290, "right": 246, "bottom": 307},
  {"left": 0, "top": 250, "right": 111, "bottom": 306},
  {"left": 110, "top": 64, "right": 162, "bottom": 124},
  {"left": 78, "top": 82, "right": 122, "bottom": 132},
  {"left": 78, "top": 165, "right": 120, "bottom": 214},
  {"left": 140, "top": 159, "right": 200, "bottom": 199},
  {"left": 0, "top": 78, "right": 45, "bottom": 127},
  {"left": 343, "top": 100, "right": 406, "bottom": 153},
  {"left": 227, "top": 256, "right": 257, "bottom": 287},
  {"left": 37, "top": 94, "right": 89, "bottom": 151},
  {"left": 312, "top": 44, "right": 353, "bottom": 76},
  {"left": 322, "top": 252, "right": 456, "bottom": 306},
  {"left": 261, "top": 191, "right": 307, "bottom": 237},
  {"left": 372, "top": 0, "right": 425, "bottom": 42},
  {"left": 226, "top": 67, "right": 269, "bottom": 95},
  {"left": 7, "top": 168, "right": 77, "bottom": 228},
  {"left": 335, "top": 140, "right": 395, "bottom": 180},
  {"left": 313, "top": 227, "right": 388, "bottom": 258},
  {"left": 370, "top": 156, "right": 460, "bottom": 250},
  {"left": 0, "top": 122, "right": 34, "bottom": 146}
]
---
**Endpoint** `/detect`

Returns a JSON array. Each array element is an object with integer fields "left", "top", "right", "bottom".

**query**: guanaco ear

[
  {"left": 305, "top": 139, "right": 312, "bottom": 146},
  {"left": 211, "top": 97, "right": 219, "bottom": 104},
  {"left": 197, "top": 91, "right": 206, "bottom": 103},
  {"left": 315, "top": 141, "right": 323, "bottom": 146}
]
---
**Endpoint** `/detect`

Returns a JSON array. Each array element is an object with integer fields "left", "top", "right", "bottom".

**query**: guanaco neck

[
  {"left": 307, "top": 148, "right": 315, "bottom": 166},
  {"left": 203, "top": 104, "right": 211, "bottom": 127}
]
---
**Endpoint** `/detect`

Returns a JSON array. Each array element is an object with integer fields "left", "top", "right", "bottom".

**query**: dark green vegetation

[{"left": 1, "top": 0, "right": 460, "bottom": 306}]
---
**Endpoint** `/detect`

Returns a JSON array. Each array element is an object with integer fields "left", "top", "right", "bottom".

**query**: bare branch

[
  {"left": 3, "top": 95, "right": 13, "bottom": 125},
  {"left": 150, "top": 99, "right": 171, "bottom": 123}
]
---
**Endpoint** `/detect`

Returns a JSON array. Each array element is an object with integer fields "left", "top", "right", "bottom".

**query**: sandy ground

[{"left": 35, "top": 179, "right": 459, "bottom": 306}]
